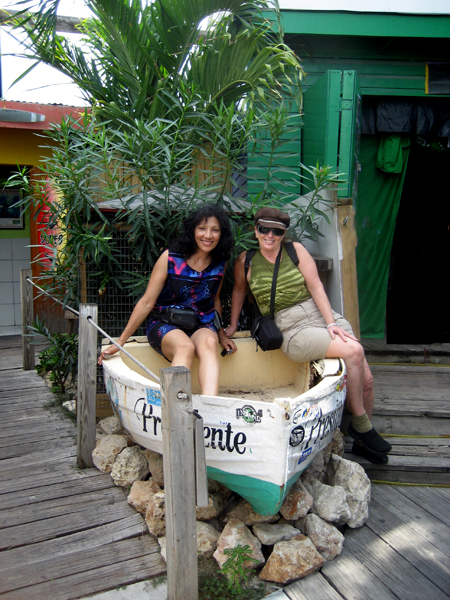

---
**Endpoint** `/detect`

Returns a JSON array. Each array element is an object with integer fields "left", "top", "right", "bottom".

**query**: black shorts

[{"left": 146, "top": 319, "right": 217, "bottom": 360}]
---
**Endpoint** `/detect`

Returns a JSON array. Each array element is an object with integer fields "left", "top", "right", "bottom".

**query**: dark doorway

[{"left": 386, "top": 137, "right": 450, "bottom": 343}]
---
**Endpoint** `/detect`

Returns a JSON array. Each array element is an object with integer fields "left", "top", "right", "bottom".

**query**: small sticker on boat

[
  {"left": 289, "top": 425, "right": 305, "bottom": 447},
  {"left": 298, "top": 447, "right": 313, "bottom": 464},
  {"left": 293, "top": 404, "right": 321, "bottom": 424},
  {"left": 336, "top": 375, "right": 347, "bottom": 392},
  {"left": 146, "top": 388, "right": 162, "bottom": 406},
  {"left": 236, "top": 405, "right": 263, "bottom": 424}
]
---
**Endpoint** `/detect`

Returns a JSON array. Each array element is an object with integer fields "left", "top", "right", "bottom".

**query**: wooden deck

[
  {"left": 278, "top": 483, "right": 450, "bottom": 600},
  {"left": 0, "top": 335, "right": 166, "bottom": 600},
  {"left": 1, "top": 334, "right": 449, "bottom": 600},
  {"left": 343, "top": 363, "right": 450, "bottom": 485}
]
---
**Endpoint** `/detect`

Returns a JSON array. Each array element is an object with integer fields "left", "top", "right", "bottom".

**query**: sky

[{"left": 0, "top": 0, "right": 91, "bottom": 105}]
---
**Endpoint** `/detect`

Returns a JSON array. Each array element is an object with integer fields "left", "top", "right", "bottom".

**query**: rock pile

[{"left": 93, "top": 415, "right": 371, "bottom": 585}]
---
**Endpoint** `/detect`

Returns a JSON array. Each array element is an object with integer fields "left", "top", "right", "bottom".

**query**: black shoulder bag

[{"left": 246, "top": 246, "right": 284, "bottom": 352}]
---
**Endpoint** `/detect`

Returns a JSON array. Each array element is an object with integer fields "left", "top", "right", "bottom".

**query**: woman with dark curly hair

[{"left": 99, "top": 204, "right": 236, "bottom": 395}]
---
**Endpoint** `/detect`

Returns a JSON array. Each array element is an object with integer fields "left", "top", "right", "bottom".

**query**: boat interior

[{"left": 105, "top": 332, "right": 315, "bottom": 400}]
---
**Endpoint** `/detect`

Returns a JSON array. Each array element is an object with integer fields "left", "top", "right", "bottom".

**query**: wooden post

[
  {"left": 20, "top": 269, "right": 35, "bottom": 370},
  {"left": 337, "top": 204, "right": 361, "bottom": 339},
  {"left": 77, "top": 303, "right": 98, "bottom": 468},
  {"left": 161, "top": 366, "right": 199, "bottom": 600}
]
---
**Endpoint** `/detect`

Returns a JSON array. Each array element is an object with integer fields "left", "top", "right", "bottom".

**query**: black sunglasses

[{"left": 257, "top": 224, "right": 285, "bottom": 237}]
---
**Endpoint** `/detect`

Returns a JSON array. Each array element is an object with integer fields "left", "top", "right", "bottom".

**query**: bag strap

[
  {"left": 269, "top": 246, "right": 283, "bottom": 318},
  {"left": 245, "top": 243, "right": 288, "bottom": 318},
  {"left": 244, "top": 248, "right": 257, "bottom": 281},
  {"left": 284, "top": 241, "right": 299, "bottom": 267}
]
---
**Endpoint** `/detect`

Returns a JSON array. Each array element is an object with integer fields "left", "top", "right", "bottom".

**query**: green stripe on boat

[{"left": 206, "top": 466, "right": 303, "bottom": 516}]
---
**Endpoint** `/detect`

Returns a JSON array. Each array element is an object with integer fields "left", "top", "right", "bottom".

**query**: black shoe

[
  {"left": 348, "top": 422, "right": 392, "bottom": 454},
  {"left": 352, "top": 441, "right": 389, "bottom": 465}
]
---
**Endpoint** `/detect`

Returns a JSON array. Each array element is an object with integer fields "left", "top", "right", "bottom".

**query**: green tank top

[{"left": 249, "top": 246, "right": 311, "bottom": 316}]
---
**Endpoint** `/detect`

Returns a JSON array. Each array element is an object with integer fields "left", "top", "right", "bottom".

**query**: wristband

[{"left": 326, "top": 322, "right": 337, "bottom": 329}]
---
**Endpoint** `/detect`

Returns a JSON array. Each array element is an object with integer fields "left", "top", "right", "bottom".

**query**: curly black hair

[{"left": 171, "top": 204, "right": 233, "bottom": 263}]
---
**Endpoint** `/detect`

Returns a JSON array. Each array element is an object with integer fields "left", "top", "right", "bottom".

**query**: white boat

[{"left": 102, "top": 332, "right": 347, "bottom": 515}]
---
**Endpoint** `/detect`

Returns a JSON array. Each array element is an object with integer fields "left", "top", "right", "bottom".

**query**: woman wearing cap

[
  {"left": 225, "top": 207, "right": 391, "bottom": 464},
  {"left": 98, "top": 204, "right": 236, "bottom": 396}
]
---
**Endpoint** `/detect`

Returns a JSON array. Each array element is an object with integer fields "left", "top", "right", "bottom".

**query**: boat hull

[{"left": 102, "top": 336, "right": 346, "bottom": 515}]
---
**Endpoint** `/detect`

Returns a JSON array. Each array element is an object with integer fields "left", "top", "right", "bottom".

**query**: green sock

[{"left": 351, "top": 412, "right": 372, "bottom": 433}]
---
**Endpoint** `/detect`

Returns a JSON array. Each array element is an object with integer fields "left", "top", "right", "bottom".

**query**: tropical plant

[
  {"left": 6, "top": 0, "right": 342, "bottom": 335},
  {"left": 221, "top": 544, "right": 260, "bottom": 593},
  {"left": 29, "top": 315, "right": 78, "bottom": 393},
  {"left": 10, "top": 0, "right": 303, "bottom": 125}
]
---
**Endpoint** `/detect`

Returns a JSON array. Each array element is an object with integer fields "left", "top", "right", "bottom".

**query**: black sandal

[
  {"left": 348, "top": 422, "right": 392, "bottom": 455},
  {"left": 351, "top": 441, "right": 389, "bottom": 465}
]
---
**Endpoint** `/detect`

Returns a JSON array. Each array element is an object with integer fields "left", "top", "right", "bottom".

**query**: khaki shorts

[{"left": 274, "top": 298, "right": 354, "bottom": 363}]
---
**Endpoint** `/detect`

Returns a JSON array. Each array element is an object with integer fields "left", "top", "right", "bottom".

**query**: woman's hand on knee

[{"left": 327, "top": 325, "right": 357, "bottom": 343}]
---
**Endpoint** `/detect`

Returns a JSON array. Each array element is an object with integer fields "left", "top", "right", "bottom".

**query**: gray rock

[
  {"left": 145, "top": 490, "right": 166, "bottom": 537},
  {"left": 127, "top": 478, "right": 161, "bottom": 514},
  {"left": 196, "top": 521, "right": 221, "bottom": 558},
  {"left": 223, "top": 499, "right": 279, "bottom": 526},
  {"left": 196, "top": 492, "right": 225, "bottom": 521},
  {"left": 311, "top": 480, "right": 351, "bottom": 525},
  {"left": 253, "top": 523, "right": 301, "bottom": 545},
  {"left": 213, "top": 518, "right": 265, "bottom": 570},
  {"left": 92, "top": 434, "right": 128, "bottom": 473},
  {"left": 98, "top": 415, "right": 123, "bottom": 435},
  {"left": 111, "top": 446, "right": 149, "bottom": 487},
  {"left": 305, "top": 513, "right": 344, "bottom": 561},
  {"left": 280, "top": 481, "right": 314, "bottom": 520},
  {"left": 328, "top": 454, "right": 371, "bottom": 528},
  {"left": 259, "top": 538, "right": 324, "bottom": 584},
  {"left": 145, "top": 449, "right": 164, "bottom": 487}
]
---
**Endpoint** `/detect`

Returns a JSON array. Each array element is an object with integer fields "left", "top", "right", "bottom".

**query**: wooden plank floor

[
  {"left": 0, "top": 336, "right": 166, "bottom": 600},
  {"left": 280, "top": 484, "right": 450, "bottom": 600},
  {"left": 2, "top": 335, "right": 449, "bottom": 600}
]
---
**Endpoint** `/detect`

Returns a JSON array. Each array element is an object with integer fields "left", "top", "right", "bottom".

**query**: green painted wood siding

[
  {"left": 281, "top": 11, "right": 450, "bottom": 39},
  {"left": 300, "top": 58, "right": 426, "bottom": 97},
  {"left": 286, "top": 33, "right": 450, "bottom": 97}
]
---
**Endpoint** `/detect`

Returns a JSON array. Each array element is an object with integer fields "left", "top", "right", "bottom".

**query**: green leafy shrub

[{"left": 29, "top": 316, "right": 78, "bottom": 394}]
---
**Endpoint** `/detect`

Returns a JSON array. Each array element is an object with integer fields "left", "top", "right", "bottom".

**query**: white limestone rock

[
  {"left": 92, "top": 434, "right": 128, "bottom": 473},
  {"left": 213, "top": 518, "right": 265, "bottom": 570},
  {"left": 145, "top": 449, "right": 164, "bottom": 487},
  {"left": 110, "top": 446, "right": 149, "bottom": 487},
  {"left": 252, "top": 523, "right": 301, "bottom": 546},
  {"left": 98, "top": 415, "right": 123, "bottom": 435},
  {"left": 196, "top": 492, "right": 225, "bottom": 521},
  {"left": 259, "top": 538, "right": 324, "bottom": 584},
  {"left": 223, "top": 499, "right": 279, "bottom": 526},
  {"left": 328, "top": 454, "right": 371, "bottom": 528},
  {"left": 158, "top": 536, "right": 167, "bottom": 561},
  {"left": 196, "top": 521, "right": 221, "bottom": 558},
  {"left": 145, "top": 490, "right": 166, "bottom": 537},
  {"left": 127, "top": 478, "right": 161, "bottom": 514},
  {"left": 280, "top": 481, "right": 314, "bottom": 520},
  {"left": 305, "top": 513, "right": 344, "bottom": 561},
  {"left": 310, "top": 480, "right": 351, "bottom": 525}
]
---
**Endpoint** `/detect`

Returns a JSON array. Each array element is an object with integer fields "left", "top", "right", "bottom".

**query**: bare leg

[
  {"left": 326, "top": 336, "right": 390, "bottom": 456},
  {"left": 363, "top": 359, "right": 374, "bottom": 419},
  {"left": 190, "top": 328, "right": 220, "bottom": 396},
  {"left": 325, "top": 337, "right": 366, "bottom": 417},
  {"left": 161, "top": 329, "right": 196, "bottom": 369}
]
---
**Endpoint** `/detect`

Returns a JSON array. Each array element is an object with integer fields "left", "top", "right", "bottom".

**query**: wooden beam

[
  {"left": 20, "top": 269, "right": 35, "bottom": 371},
  {"left": 337, "top": 204, "right": 360, "bottom": 339},
  {"left": 77, "top": 304, "right": 98, "bottom": 469},
  {"left": 160, "top": 366, "right": 199, "bottom": 600}
]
